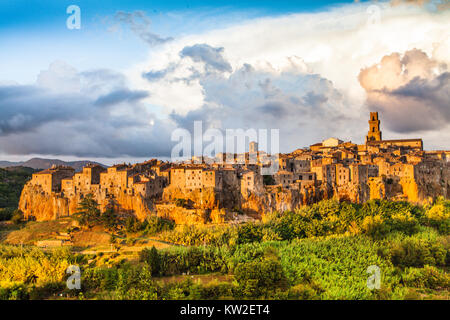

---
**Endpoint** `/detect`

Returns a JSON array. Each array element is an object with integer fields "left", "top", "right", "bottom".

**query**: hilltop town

[{"left": 18, "top": 112, "right": 450, "bottom": 224}]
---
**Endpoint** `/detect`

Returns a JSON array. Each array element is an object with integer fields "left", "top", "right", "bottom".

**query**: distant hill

[
  {"left": 0, "top": 166, "right": 37, "bottom": 209},
  {"left": 0, "top": 158, "right": 107, "bottom": 172}
]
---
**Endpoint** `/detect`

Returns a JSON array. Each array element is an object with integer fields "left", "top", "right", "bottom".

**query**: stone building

[
  {"left": 240, "top": 170, "right": 264, "bottom": 196},
  {"left": 62, "top": 164, "right": 105, "bottom": 195},
  {"left": 366, "top": 112, "right": 382, "bottom": 143},
  {"left": 31, "top": 165, "right": 75, "bottom": 194}
]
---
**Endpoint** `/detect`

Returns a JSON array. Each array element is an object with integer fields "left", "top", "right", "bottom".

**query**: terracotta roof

[{"left": 34, "top": 166, "right": 74, "bottom": 175}]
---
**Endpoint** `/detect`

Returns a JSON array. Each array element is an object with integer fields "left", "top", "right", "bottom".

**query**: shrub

[
  {"left": 284, "top": 283, "right": 322, "bottom": 300},
  {"left": 143, "top": 216, "right": 175, "bottom": 235},
  {"left": 389, "top": 237, "right": 447, "bottom": 268},
  {"left": 174, "top": 198, "right": 187, "bottom": 208},
  {"left": 198, "top": 280, "right": 236, "bottom": 300},
  {"left": 424, "top": 201, "right": 450, "bottom": 234},
  {"left": 361, "top": 215, "right": 389, "bottom": 238},
  {"left": 403, "top": 265, "right": 450, "bottom": 289},
  {"left": 0, "top": 283, "right": 29, "bottom": 300},
  {"left": 10, "top": 209, "right": 23, "bottom": 225},
  {"left": 236, "top": 223, "right": 263, "bottom": 244},
  {"left": 234, "top": 258, "right": 286, "bottom": 298}
]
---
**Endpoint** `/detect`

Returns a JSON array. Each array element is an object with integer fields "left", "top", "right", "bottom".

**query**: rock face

[
  {"left": 19, "top": 181, "right": 152, "bottom": 222},
  {"left": 155, "top": 204, "right": 226, "bottom": 225},
  {"left": 162, "top": 187, "right": 219, "bottom": 210},
  {"left": 19, "top": 184, "right": 70, "bottom": 220},
  {"left": 19, "top": 180, "right": 227, "bottom": 225},
  {"left": 239, "top": 184, "right": 325, "bottom": 216}
]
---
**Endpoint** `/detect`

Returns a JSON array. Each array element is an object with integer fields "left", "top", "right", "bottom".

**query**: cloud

[
  {"left": 2, "top": 2, "right": 450, "bottom": 158},
  {"left": 0, "top": 62, "right": 176, "bottom": 158},
  {"left": 180, "top": 44, "right": 232, "bottom": 73},
  {"left": 359, "top": 49, "right": 450, "bottom": 133},
  {"left": 126, "top": 2, "right": 450, "bottom": 148},
  {"left": 37, "top": 60, "right": 81, "bottom": 93},
  {"left": 94, "top": 88, "right": 149, "bottom": 107},
  {"left": 167, "top": 62, "right": 354, "bottom": 152},
  {"left": 110, "top": 11, "right": 173, "bottom": 46}
]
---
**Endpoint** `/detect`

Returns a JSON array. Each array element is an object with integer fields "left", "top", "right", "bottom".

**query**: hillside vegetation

[
  {"left": 0, "top": 198, "right": 448, "bottom": 300},
  {"left": 0, "top": 167, "right": 35, "bottom": 221}
]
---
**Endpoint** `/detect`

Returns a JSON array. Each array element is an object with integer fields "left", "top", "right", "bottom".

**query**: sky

[{"left": 0, "top": 0, "right": 449, "bottom": 165}]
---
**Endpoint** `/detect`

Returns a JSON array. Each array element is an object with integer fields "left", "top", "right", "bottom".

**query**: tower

[
  {"left": 249, "top": 141, "right": 258, "bottom": 153},
  {"left": 366, "top": 112, "right": 382, "bottom": 143}
]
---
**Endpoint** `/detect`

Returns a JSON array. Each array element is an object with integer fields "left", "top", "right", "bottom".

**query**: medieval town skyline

[{"left": 1, "top": 1, "right": 449, "bottom": 166}]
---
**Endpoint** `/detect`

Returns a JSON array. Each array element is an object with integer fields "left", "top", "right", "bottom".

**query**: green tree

[
  {"left": 101, "top": 199, "right": 119, "bottom": 230},
  {"left": 73, "top": 194, "right": 101, "bottom": 227},
  {"left": 139, "top": 246, "right": 161, "bottom": 276}
]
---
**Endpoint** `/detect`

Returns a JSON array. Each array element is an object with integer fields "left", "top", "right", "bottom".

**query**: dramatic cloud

[
  {"left": 180, "top": 44, "right": 232, "bottom": 73},
  {"left": 94, "top": 89, "right": 149, "bottom": 107},
  {"left": 2, "top": 2, "right": 450, "bottom": 159},
  {"left": 359, "top": 49, "right": 450, "bottom": 133},
  {"left": 166, "top": 57, "right": 354, "bottom": 152},
  {"left": 0, "top": 62, "right": 175, "bottom": 158},
  {"left": 127, "top": 2, "right": 450, "bottom": 149},
  {"left": 109, "top": 11, "right": 173, "bottom": 46}
]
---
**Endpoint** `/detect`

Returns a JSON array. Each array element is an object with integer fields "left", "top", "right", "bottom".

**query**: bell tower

[{"left": 366, "top": 112, "right": 382, "bottom": 143}]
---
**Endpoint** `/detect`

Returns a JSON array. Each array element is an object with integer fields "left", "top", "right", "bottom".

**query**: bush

[
  {"left": 125, "top": 216, "right": 142, "bottom": 233},
  {"left": 389, "top": 237, "right": 447, "bottom": 268},
  {"left": 424, "top": 200, "right": 450, "bottom": 234},
  {"left": 143, "top": 216, "right": 175, "bottom": 236},
  {"left": 236, "top": 223, "right": 263, "bottom": 244},
  {"left": 174, "top": 198, "right": 187, "bottom": 208},
  {"left": 403, "top": 265, "right": 450, "bottom": 289},
  {"left": 263, "top": 175, "right": 276, "bottom": 185},
  {"left": 283, "top": 283, "right": 322, "bottom": 300},
  {"left": 0, "top": 283, "right": 29, "bottom": 300},
  {"left": 234, "top": 258, "right": 286, "bottom": 298},
  {"left": 11, "top": 209, "right": 23, "bottom": 225},
  {"left": 114, "top": 264, "right": 157, "bottom": 300},
  {"left": 198, "top": 280, "right": 236, "bottom": 300}
]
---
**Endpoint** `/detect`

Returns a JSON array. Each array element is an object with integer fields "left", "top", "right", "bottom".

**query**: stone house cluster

[
  {"left": 25, "top": 112, "right": 450, "bottom": 221},
  {"left": 32, "top": 160, "right": 170, "bottom": 201}
]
